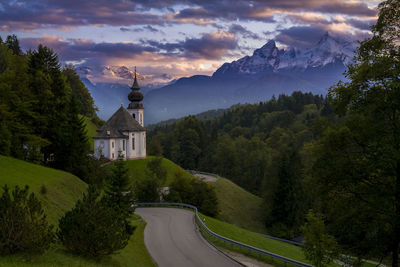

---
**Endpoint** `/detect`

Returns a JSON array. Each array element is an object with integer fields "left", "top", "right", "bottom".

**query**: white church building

[{"left": 93, "top": 70, "right": 146, "bottom": 160}]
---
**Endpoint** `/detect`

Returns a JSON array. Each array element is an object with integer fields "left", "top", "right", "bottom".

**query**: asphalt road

[{"left": 136, "top": 207, "right": 241, "bottom": 267}]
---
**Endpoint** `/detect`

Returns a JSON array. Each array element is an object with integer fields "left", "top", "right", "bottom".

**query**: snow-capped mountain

[
  {"left": 142, "top": 32, "right": 359, "bottom": 123},
  {"left": 216, "top": 32, "right": 357, "bottom": 76}
]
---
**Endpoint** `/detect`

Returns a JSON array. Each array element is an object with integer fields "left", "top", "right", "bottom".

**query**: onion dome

[{"left": 128, "top": 67, "right": 143, "bottom": 102}]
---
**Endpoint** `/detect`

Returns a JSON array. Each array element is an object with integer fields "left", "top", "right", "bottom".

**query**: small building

[{"left": 93, "top": 69, "right": 146, "bottom": 160}]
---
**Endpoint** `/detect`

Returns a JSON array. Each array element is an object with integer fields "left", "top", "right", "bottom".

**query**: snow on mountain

[{"left": 216, "top": 32, "right": 357, "bottom": 75}]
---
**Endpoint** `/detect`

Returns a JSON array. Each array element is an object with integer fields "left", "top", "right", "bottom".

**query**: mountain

[{"left": 143, "top": 32, "right": 357, "bottom": 123}]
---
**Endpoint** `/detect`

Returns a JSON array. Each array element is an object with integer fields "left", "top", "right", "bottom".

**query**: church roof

[{"left": 94, "top": 106, "right": 145, "bottom": 139}]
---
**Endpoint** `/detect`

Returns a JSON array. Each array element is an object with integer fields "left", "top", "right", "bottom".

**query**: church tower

[{"left": 127, "top": 67, "right": 144, "bottom": 126}]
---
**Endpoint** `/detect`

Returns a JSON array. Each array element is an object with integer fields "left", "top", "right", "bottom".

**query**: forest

[{"left": 0, "top": 35, "right": 102, "bottom": 180}]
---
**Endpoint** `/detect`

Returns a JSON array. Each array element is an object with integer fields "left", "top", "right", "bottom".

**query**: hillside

[
  {"left": 0, "top": 156, "right": 155, "bottom": 267},
  {"left": 215, "top": 178, "right": 267, "bottom": 234},
  {"left": 122, "top": 156, "right": 194, "bottom": 186},
  {"left": 0, "top": 155, "right": 87, "bottom": 225}
]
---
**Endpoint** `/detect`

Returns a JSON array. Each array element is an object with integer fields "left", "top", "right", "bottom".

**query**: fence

[{"left": 136, "top": 202, "right": 314, "bottom": 267}]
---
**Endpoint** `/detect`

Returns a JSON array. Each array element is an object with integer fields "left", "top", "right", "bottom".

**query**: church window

[
  {"left": 112, "top": 142, "right": 114, "bottom": 148},
  {"left": 112, "top": 153, "right": 114, "bottom": 158},
  {"left": 123, "top": 140, "right": 125, "bottom": 151},
  {"left": 133, "top": 114, "right": 135, "bottom": 119},
  {"left": 132, "top": 135, "right": 135, "bottom": 150}
]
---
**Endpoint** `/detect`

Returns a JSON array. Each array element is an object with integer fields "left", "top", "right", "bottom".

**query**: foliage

[
  {"left": 58, "top": 186, "right": 132, "bottom": 257},
  {"left": 133, "top": 157, "right": 167, "bottom": 202},
  {"left": 167, "top": 169, "right": 218, "bottom": 216},
  {"left": 301, "top": 210, "right": 338, "bottom": 267},
  {"left": 105, "top": 155, "right": 134, "bottom": 214},
  {"left": 0, "top": 185, "right": 54, "bottom": 255},
  {"left": 0, "top": 35, "right": 98, "bottom": 181},
  {"left": 309, "top": 0, "right": 400, "bottom": 265}
]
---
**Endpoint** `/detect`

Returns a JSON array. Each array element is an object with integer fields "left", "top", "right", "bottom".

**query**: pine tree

[
  {"left": 58, "top": 186, "right": 132, "bottom": 257},
  {"left": 5, "top": 35, "right": 22, "bottom": 56},
  {"left": 0, "top": 185, "right": 54, "bottom": 254},
  {"left": 105, "top": 155, "right": 134, "bottom": 214}
]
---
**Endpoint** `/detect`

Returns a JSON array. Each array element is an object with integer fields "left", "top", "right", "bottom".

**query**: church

[{"left": 93, "top": 69, "right": 146, "bottom": 160}]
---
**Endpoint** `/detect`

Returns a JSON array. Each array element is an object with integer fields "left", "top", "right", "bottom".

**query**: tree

[
  {"left": 148, "top": 132, "right": 164, "bottom": 156},
  {"left": 62, "top": 67, "right": 97, "bottom": 118},
  {"left": 302, "top": 210, "right": 338, "bottom": 267},
  {"left": 311, "top": 1, "right": 400, "bottom": 265},
  {"left": 5, "top": 35, "right": 22, "bottom": 56},
  {"left": 0, "top": 185, "right": 54, "bottom": 254},
  {"left": 105, "top": 155, "right": 134, "bottom": 214},
  {"left": 58, "top": 186, "right": 132, "bottom": 257}
]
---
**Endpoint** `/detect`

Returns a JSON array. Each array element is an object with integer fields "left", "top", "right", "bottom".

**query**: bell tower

[{"left": 127, "top": 67, "right": 144, "bottom": 126}]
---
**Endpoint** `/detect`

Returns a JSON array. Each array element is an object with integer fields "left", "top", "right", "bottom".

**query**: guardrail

[
  {"left": 186, "top": 170, "right": 220, "bottom": 180},
  {"left": 136, "top": 202, "right": 314, "bottom": 267}
]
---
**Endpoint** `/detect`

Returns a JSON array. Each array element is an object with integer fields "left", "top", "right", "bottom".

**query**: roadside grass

[
  {"left": 0, "top": 216, "right": 156, "bottom": 267},
  {"left": 81, "top": 115, "right": 98, "bottom": 149},
  {"left": 198, "top": 212, "right": 311, "bottom": 265},
  {"left": 0, "top": 155, "right": 87, "bottom": 225},
  {"left": 123, "top": 156, "right": 194, "bottom": 186},
  {"left": 214, "top": 178, "right": 267, "bottom": 234}
]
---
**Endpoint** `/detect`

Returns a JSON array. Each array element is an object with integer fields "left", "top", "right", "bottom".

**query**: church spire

[
  {"left": 131, "top": 66, "right": 140, "bottom": 90},
  {"left": 128, "top": 66, "right": 143, "bottom": 108}
]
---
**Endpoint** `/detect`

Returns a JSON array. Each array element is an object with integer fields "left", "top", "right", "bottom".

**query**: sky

[{"left": 0, "top": 0, "right": 378, "bottom": 85}]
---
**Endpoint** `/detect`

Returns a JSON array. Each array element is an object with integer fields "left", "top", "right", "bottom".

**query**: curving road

[{"left": 136, "top": 207, "right": 241, "bottom": 267}]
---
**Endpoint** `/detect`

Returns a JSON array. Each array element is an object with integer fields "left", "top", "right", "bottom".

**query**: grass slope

[
  {"left": 0, "top": 155, "right": 87, "bottom": 225},
  {"left": 198, "top": 212, "right": 311, "bottom": 265},
  {"left": 215, "top": 178, "right": 267, "bottom": 233},
  {"left": 123, "top": 156, "right": 194, "bottom": 186},
  {"left": 81, "top": 115, "right": 98, "bottom": 149},
  {"left": 0, "top": 156, "right": 155, "bottom": 267}
]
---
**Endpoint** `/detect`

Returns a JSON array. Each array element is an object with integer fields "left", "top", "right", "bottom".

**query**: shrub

[
  {"left": 58, "top": 186, "right": 132, "bottom": 257},
  {"left": 0, "top": 185, "right": 54, "bottom": 255}
]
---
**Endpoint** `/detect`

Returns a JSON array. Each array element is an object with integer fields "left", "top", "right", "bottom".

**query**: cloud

[
  {"left": 228, "top": 24, "right": 261, "bottom": 40},
  {"left": 143, "top": 31, "right": 238, "bottom": 60}
]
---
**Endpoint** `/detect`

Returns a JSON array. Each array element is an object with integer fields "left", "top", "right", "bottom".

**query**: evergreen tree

[
  {"left": 105, "top": 155, "right": 134, "bottom": 214},
  {"left": 0, "top": 185, "right": 54, "bottom": 254},
  {"left": 58, "top": 186, "right": 132, "bottom": 257},
  {"left": 5, "top": 35, "right": 22, "bottom": 56}
]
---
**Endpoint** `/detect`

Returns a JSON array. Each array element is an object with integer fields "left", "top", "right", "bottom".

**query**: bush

[
  {"left": 58, "top": 186, "right": 133, "bottom": 257},
  {"left": 0, "top": 185, "right": 54, "bottom": 255},
  {"left": 167, "top": 170, "right": 219, "bottom": 216}
]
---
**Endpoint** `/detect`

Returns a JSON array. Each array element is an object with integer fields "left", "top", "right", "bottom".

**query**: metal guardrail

[
  {"left": 255, "top": 232, "right": 303, "bottom": 246},
  {"left": 186, "top": 170, "right": 221, "bottom": 179},
  {"left": 136, "top": 202, "right": 314, "bottom": 267}
]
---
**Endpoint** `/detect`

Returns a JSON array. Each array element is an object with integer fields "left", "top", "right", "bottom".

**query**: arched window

[
  {"left": 132, "top": 114, "right": 136, "bottom": 119},
  {"left": 132, "top": 134, "right": 135, "bottom": 150}
]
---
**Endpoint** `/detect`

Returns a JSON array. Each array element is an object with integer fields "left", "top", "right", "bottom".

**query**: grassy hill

[
  {"left": 81, "top": 115, "right": 98, "bottom": 149},
  {"left": 214, "top": 178, "right": 267, "bottom": 234},
  {"left": 0, "top": 155, "right": 87, "bottom": 225},
  {"left": 123, "top": 156, "right": 194, "bottom": 186},
  {"left": 0, "top": 156, "right": 155, "bottom": 267}
]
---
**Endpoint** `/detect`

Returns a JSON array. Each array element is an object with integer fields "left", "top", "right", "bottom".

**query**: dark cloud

[
  {"left": 144, "top": 31, "right": 238, "bottom": 59},
  {"left": 346, "top": 19, "right": 375, "bottom": 31},
  {"left": 275, "top": 26, "right": 327, "bottom": 49},
  {"left": 275, "top": 25, "right": 371, "bottom": 49},
  {"left": 228, "top": 24, "right": 261, "bottom": 40},
  {"left": 315, "top": 2, "right": 376, "bottom": 16},
  {"left": 0, "top": 0, "right": 376, "bottom": 32},
  {"left": 120, "top": 25, "right": 163, "bottom": 33}
]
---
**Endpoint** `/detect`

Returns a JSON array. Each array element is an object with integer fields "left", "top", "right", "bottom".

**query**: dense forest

[
  {"left": 0, "top": 35, "right": 102, "bottom": 180},
  {"left": 148, "top": 0, "right": 400, "bottom": 265}
]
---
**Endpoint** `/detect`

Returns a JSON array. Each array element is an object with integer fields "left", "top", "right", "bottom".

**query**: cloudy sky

[{"left": 0, "top": 0, "right": 378, "bottom": 84}]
